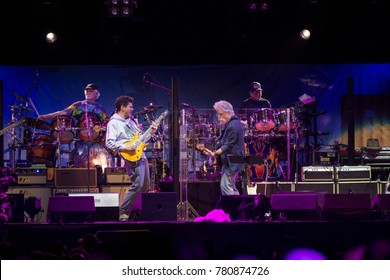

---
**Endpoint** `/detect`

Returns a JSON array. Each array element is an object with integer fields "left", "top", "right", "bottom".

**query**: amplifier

[
  {"left": 104, "top": 167, "right": 131, "bottom": 184},
  {"left": 16, "top": 168, "right": 47, "bottom": 185},
  {"left": 55, "top": 168, "right": 97, "bottom": 188},
  {"left": 302, "top": 166, "right": 334, "bottom": 181},
  {"left": 53, "top": 188, "right": 99, "bottom": 195},
  {"left": 335, "top": 166, "right": 371, "bottom": 181}
]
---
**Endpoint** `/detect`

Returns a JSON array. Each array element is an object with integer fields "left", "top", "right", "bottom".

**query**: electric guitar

[
  {"left": 196, "top": 144, "right": 222, "bottom": 167},
  {"left": 121, "top": 110, "right": 169, "bottom": 162}
]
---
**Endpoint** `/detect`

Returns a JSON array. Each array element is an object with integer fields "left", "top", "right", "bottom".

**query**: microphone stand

[{"left": 85, "top": 102, "right": 91, "bottom": 193}]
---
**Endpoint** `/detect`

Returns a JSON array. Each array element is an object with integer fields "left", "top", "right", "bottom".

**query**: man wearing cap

[
  {"left": 38, "top": 83, "right": 106, "bottom": 122},
  {"left": 240, "top": 81, "right": 272, "bottom": 110}
]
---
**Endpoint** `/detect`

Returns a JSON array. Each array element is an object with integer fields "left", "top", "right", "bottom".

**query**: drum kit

[
  {"left": 239, "top": 107, "right": 299, "bottom": 181},
  {"left": 4, "top": 102, "right": 111, "bottom": 169},
  {"left": 183, "top": 106, "right": 300, "bottom": 181}
]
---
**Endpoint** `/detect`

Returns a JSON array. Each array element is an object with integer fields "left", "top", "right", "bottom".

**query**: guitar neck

[
  {"left": 137, "top": 112, "right": 166, "bottom": 144},
  {"left": 0, "top": 119, "right": 25, "bottom": 136}
]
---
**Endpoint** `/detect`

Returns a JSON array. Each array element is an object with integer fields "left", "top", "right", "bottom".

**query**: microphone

[{"left": 142, "top": 74, "right": 146, "bottom": 92}]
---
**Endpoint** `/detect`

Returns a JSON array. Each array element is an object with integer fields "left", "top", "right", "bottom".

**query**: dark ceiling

[{"left": 2, "top": 0, "right": 390, "bottom": 64}]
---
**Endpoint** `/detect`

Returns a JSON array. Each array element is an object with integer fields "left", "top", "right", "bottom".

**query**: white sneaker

[{"left": 119, "top": 214, "right": 129, "bottom": 222}]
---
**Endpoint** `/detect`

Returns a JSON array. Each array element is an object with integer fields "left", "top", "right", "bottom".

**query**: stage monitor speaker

[
  {"left": 159, "top": 181, "right": 220, "bottom": 216},
  {"left": 47, "top": 196, "right": 96, "bottom": 223},
  {"left": 132, "top": 192, "right": 177, "bottom": 221},
  {"left": 220, "top": 194, "right": 270, "bottom": 220},
  {"left": 321, "top": 193, "right": 372, "bottom": 220},
  {"left": 69, "top": 193, "right": 119, "bottom": 221},
  {"left": 54, "top": 168, "right": 97, "bottom": 188},
  {"left": 371, "top": 194, "right": 390, "bottom": 219},
  {"left": 270, "top": 193, "right": 319, "bottom": 220}
]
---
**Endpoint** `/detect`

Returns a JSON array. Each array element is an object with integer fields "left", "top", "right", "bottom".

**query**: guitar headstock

[{"left": 162, "top": 110, "right": 169, "bottom": 118}]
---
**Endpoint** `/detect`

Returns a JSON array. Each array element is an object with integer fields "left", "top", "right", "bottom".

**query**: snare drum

[
  {"left": 77, "top": 113, "right": 102, "bottom": 141},
  {"left": 253, "top": 108, "right": 276, "bottom": 132},
  {"left": 51, "top": 115, "right": 74, "bottom": 144},
  {"left": 275, "top": 108, "right": 295, "bottom": 131}
]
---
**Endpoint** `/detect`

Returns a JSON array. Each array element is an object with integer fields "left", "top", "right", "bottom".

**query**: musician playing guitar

[
  {"left": 203, "top": 100, "right": 245, "bottom": 195},
  {"left": 105, "top": 96, "right": 159, "bottom": 222}
]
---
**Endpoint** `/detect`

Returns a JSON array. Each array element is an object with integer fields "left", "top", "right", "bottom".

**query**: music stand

[
  {"left": 228, "top": 155, "right": 264, "bottom": 165},
  {"left": 228, "top": 155, "right": 265, "bottom": 194}
]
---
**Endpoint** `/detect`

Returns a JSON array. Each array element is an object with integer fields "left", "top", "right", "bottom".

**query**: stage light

[
  {"left": 46, "top": 32, "right": 57, "bottom": 43},
  {"left": 106, "top": 0, "right": 137, "bottom": 17},
  {"left": 300, "top": 29, "right": 311, "bottom": 40}
]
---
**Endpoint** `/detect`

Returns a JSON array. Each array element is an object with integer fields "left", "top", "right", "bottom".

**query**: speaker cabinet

[
  {"left": 337, "top": 181, "right": 379, "bottom": 201},
  {"left": 159, "top": 181, "right": 221, "bottom": 216},
  {"left": 321, "top": 193, "right": 372, "bottom": 220},
  {"left": 5, "top": 194, "right": 24, "bottom": 223},
  {"left": 294, "top": 182, "right": 335, "bottom": 207},
  {"left": 371, "top": 194, "right": 390, "bottom": 219},
  {"left": 102, "top": 185, "right": 130, "bottom": 205},
  {"left": 7, "top": 186, "right": 52, "bottom": 222},
  {"left": 47, "top": 196, "right": 96, "bottom": 223},
  {"left": 270, "top": 193, "right": 319, "bottom": 220},
  {"left": 55, "top": 168, "right": 97, "bottom": 188},
  {"left": 253, "top": 182, "right": 292, "bottom": 196},
  {"left": 132, "top": 192, "right": 177, "bottom": 221},
  {"left": 69, "top": 193, "right": 119, "bottom": 221}
]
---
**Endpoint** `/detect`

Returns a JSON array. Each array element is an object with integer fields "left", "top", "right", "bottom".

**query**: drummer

[
  {"left": 239, "top": 81, "right": 272, "bottom": 111},
  {"left": 38, "top": 83, "right": 107, "bottom": 124},
  {"left": 38, "top": 83, "right": 108, "bottom": 168},
  {"left": 238, "top": 81, "right": 273, "bottom": 130}
]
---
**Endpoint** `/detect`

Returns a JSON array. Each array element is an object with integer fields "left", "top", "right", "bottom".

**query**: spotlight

[
  {"left": 46, "top": 32, "right": 57, "bottom": 43},
  {"left": 300, "top": 29, "right": 311, "bottom": 40},
  {"left": 106, "top": 0, "right": 137, "bottom": 18}
]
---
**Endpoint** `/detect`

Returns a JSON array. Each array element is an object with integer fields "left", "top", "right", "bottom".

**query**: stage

[{"left": 3, "top": 218, "right": 390, "bottom": 260}]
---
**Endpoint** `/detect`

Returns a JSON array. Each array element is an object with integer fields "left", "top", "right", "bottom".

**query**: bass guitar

[{"left": 121, "top": 110, "right": 169, "bottom": 162}]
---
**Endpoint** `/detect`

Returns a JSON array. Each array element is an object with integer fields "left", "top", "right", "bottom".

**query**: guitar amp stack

[
  {"left": 16, "top": 167, "right": 47, "bottom": 185},
  {"left": 105, "top": 167, "right": 131, "bottom": 184}
]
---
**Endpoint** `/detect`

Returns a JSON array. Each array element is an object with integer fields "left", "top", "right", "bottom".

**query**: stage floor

[{"left": 3, "top": 218, "right": 390, "bottom": 260}]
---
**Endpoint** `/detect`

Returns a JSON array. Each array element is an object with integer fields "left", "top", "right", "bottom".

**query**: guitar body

[
  {"left": 119, "top": 110, "right": 169, "bottom": 162},
  {"left": 120, "top": 133, "right": 149, "bottom": 162},
  {"left": 196, "top": 145, "right": 222, "bottom": 168}
]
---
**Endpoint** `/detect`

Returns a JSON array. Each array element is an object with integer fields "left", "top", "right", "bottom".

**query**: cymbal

[
  {"left": 143, "top": 104, "right": 163, "bottom": 111},
  {"left": 26, "top": 117, "right": 51, "bottom": 130},
  {"left": 9, "top": 105, "right": 34, "bottom": 112},
  {"left": 134, "top": 109, "right": 149, "bottom": 115}
]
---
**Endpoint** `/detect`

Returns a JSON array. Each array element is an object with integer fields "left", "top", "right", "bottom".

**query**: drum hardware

[
  {"left": 253, "top": 108, "right": 277, "bottom": 132},
  {"left": 51, "top": 115, "right": 74, "bottom": 144},
  {"left": 26, "top": 117, "right": 51, "bottom": 130}
]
